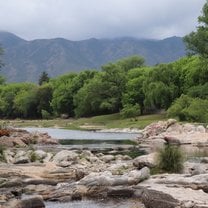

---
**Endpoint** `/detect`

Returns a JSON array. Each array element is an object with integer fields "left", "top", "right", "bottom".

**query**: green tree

[
  {"left": 117, "top": 55, "right": 145, "bottom": 71},
  {"left": 38, "top": 71, "right": 50, "bottom": 85},
  {"left": 184, "top": 1, "right": 208, "bottom": 58},
  {"left": 143, "top": 64, "right": 179, "bottom": 110},
  {"left": 74, "top": 64, "right": 126, "bottom": 117},
  {"left": 0, "top": 83, "right": 36, "bottom": 118},
  {"left": 13, "top": 88, "right": 39, "bottom": 118},
  {"left": 122, "top": 67, "right": 149, "bottom": 114}
]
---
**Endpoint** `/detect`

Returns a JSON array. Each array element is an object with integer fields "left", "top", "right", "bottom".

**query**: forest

[{"left": 0, "top": 2, "right": 208, "bottom": 123}]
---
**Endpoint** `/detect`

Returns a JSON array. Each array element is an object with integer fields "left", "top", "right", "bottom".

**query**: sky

[{"left": 0, "top": 0, "right": 206, "bottom": 40}]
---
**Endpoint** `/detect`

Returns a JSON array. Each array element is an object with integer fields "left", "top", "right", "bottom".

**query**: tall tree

[
  {"left": 38, "top": 71, "right": 50, "bottom": 85},
  {"left": 184, "top": 1, "right": 208, "bottom": 58}
]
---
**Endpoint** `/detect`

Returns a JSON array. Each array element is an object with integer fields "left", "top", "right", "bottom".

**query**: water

[
  {"left": 21, "top": 128, "right": 144, "bottom": 207},
  {"left": 23, "top": 127, "right": 139, "bottom": 141},
  {"left": 45, "top": 199, "right": 144, "bottom": 208},
  {"left": 23, "top": 127, "right": 143, "bottom": 157}
]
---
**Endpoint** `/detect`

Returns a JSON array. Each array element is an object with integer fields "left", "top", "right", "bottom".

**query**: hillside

[{"left": 0, "top": 32, "right": 185, "bottom": 82}]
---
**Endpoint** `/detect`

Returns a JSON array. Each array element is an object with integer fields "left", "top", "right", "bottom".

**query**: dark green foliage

[
  {"left": 158, "top": 144, "right": 184, "bottom": 173},
  {"left": 38, "top": 71, "right": 50, "bottom": 85},
  {"left": 41, "top": 110, "right": 51, "bottom": 119},
  {"left": 143, "top": 64, "right": 180, "bottom": 110},
  {"left": 167, "top": 95, "right": 208, "bottom": 122},
  {"left": 116, "top": 55, "right": 145, "bottom": 71},
  {"left": 184, "top": 1, "right": 208, "bottom": 58},
  {"left": 74, "top": 63, "right": 126, "bottom": 117},
  {"left": 120, "top": 104, "right": 141, "bottom": 118},
  {"left": 187, "top": 83, "right": 208, "bottom": 99}
]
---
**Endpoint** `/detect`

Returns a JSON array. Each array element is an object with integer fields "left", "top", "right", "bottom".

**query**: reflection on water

[
  {"left": 45, "top": 199, "right": 145, "bottom": 208},
  {"left": 23, "top": 127, "right": 140, "bottom": 140}
]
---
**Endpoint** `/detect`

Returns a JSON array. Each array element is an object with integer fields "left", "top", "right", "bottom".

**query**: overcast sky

[{"left": 0, "top": 0, "right": 206, "bottom": 40}]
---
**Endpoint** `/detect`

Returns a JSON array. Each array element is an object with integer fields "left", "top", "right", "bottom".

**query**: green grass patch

[{"left": 2, "top": 112, "right": 167, "bottom": 130}]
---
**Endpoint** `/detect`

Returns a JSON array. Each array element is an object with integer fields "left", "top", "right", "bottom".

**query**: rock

[
  {"left": 33, "top": 150, "right": 47, "bottom": 160},
  {"left": 183, "top": 162, "right": 208, "bottom": 175},
  {"left": 100, "top": 155, "right": 115, "bottom": 163},
  {"left": 196, "top": 125, "right": 206, "bottom": 133},
  {"left": 142, "top": 189, "right": 179, "bottom": 208},
  {"left": 23, "top": 178, "right": 57, "bottom": 186},
  {"left": 53, "top": 150, "right": 78, "bottom": 164},
  {"left": 127, "top": 167, "right": 150, "bottom": 185},
  {"left": 107, "top": 186, "right": 134, "bottom": 198},
  {"left": 150, "top": 138, "right": 166, "bottom": 151},
  {"left": 43, "top": 153, "right": 53, "bottom": 163},
  {"left": 3, "top": 150, "right": 15, "bottom": 163},
  {"left": 14, "top": 156, "right": 30, "bottom": 164},
  {"left": 78, "top": 167, "right": 150, "bottom": 187},
  {"left": 108, "top": 162, "right": 131, "bottom": 175},
  {"left": 201, "top": 157, "right": 208, "bottom": 163},
  {"left": 0, "top": 178, "right": 22, "bottom": 188},
  {"left": 133, "top": 153, "right": 157, "bottom": 169},
  {"left": 138, "top": 173, "right": 208, "bottom": 207}
]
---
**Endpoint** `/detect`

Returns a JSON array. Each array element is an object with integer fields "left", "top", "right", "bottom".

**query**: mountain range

[{"left": 0, "top": 31, "right": 186, "bottom": 82}]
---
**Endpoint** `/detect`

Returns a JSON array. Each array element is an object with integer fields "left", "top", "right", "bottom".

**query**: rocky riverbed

[{"left": 0, "top": 120, "right": 208, "bottom": 208}]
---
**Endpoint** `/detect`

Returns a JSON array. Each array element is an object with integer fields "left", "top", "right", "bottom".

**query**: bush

[
  {"left": 41, "top": 110, "right": 51, "bottom": 119},
  {"left": 167, "top": 95, "right": 208, "bottom": 123},
  {"left": 120, "top": 104, "right": 141, "bottom": 118},
  {"left": 30, "top": 151, "right": 38, "bottom": 162},
  {"left": 157, "top": 144, "right": 184, "bottom": 173}
]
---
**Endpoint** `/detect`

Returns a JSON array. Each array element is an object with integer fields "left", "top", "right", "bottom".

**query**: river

[
  {"left": 22, "top": 127, "right": 144, "bottom": 208},
  {"left": 23, "top": 127, "right": 139, "bottom": 140},
  {"left": 45, "top": 199, "right": 145, "bottom": 208}
]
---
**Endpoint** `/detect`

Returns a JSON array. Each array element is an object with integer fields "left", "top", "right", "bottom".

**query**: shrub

[
  {"left": 120, "top": 104, "right": 141, "bottom": 118},
  {"left": 41, "top": 110, "right": 51, "bottom": 119},
  {"left": 157, "top": 144, "right": 184, "bottom": 173},
  {"left": 30, "top": 151, "right": 38, "bottom": 162},
  {"left": 167, "top": 95, "right": 208, "bottom": 123}
]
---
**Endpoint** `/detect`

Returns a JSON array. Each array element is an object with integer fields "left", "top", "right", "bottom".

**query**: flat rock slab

[{"left": 138, "top": 174, "right": 208, "bottom": 208}]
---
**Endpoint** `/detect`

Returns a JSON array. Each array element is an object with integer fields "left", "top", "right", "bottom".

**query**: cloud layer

[{"left": 0, "top": 0, "right": 205, "bottom": 40}]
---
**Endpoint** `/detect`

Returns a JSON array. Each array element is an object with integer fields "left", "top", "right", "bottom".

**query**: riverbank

[
  {"left": 1, "top": 120, "right": 208, "bottom": 208},
  {"left": 0, "top": 113, "right": 167, "bottom": 131}
]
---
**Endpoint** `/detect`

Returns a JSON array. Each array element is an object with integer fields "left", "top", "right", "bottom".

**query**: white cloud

[{"left": 0, "top": 0, "right": 205, "bottom": 40}]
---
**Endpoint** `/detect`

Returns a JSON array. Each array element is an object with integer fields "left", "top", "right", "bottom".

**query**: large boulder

[
  {"left": 53, "top": 150, "right": 78, "bottom": 164},
  {"left": 138, "top": 173, "right": 208, "bottom": 208},
  {"left": 78, "top": 167, "right": 150, "bottom": 187},
  {"left": 133, "top": 153, "right": 157, "bottom": 169}
]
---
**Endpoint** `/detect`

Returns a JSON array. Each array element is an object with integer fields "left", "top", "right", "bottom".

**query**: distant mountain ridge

[{"left": 0, "top": 31, "right": 186, "bottom": 82}]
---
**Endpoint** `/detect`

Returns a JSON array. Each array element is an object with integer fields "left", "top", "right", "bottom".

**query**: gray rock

[
  {"left": 53, "top": 150, "right": 78, "bottom": 164},
  {"left": 14, "top": 156, "right": 30, "bottom": 164},
  {"left": 3, "top": 150, "right": 15, "bottom": 163},
  {"left": 107, "top": 186, "right": 134, "bottom": 198},
  {"left": 142, "top": 189, "right": 179, "bottom": 208},
  {"left": 100, "top": 155, "right": 115, "bottom": 163},
  {"left": 33, "top": 150, "right": 47, "bottom": 160},
  {"left": 133, "top": 153, "right": 156, "bottom": 169}
]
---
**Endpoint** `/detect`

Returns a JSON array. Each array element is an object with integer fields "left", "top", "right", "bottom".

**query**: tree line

[{"left": 0, "top": 54, "right": 207, "bottom": 122}]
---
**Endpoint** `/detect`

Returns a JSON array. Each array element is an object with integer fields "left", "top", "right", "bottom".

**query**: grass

[
  {"left": 1, "top": 112, "right": 167, "bottom": 130},
  {"left": 157, "top": 144, "right": 184, "bottom": 173}
]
